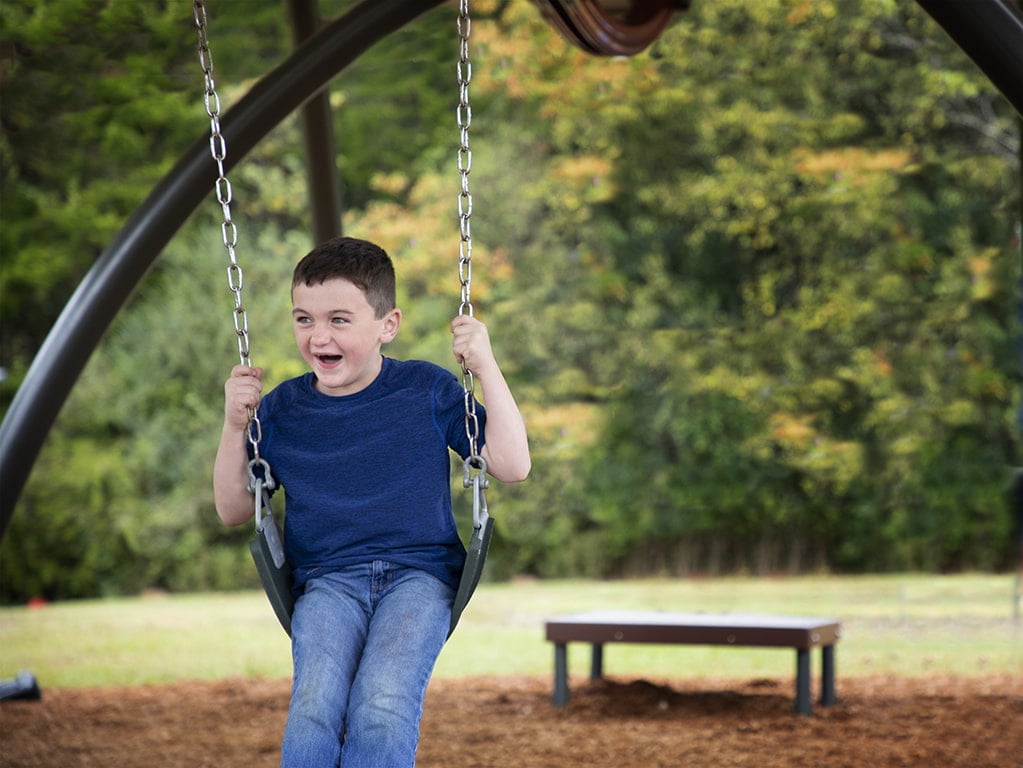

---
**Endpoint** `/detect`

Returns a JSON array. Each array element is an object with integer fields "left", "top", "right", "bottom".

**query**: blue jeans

[{"left": 280, "top": 562, "right": 454, "bottom": 768}]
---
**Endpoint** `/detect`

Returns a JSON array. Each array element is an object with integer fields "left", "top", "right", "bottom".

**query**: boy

[{"left": 213, "top": 236, "right": 530, "bottom": 767}]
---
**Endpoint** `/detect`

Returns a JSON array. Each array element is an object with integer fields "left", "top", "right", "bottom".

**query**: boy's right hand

[{"left": 224, "top": 364, "right": 263, "bottom": 430}]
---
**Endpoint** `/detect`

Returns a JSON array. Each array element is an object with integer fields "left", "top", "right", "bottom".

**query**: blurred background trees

[{"left": 1, "top": 0, "right": 1019, "bottom": 601}]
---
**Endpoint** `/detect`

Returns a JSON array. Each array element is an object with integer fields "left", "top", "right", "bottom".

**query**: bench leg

[
  {"left": 820, "top": 644, "right": 836, "bottom": 706},
  {"left": 590, "top": 643, "right": 604, "bottom": 680},
  {"left": 553, "top": 643, "right": 569, "bottom": 708},
  {"left": 795, "top": 648, "right": 811, "bottom": 715}
]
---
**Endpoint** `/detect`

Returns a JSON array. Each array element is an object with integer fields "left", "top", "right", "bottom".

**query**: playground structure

[{"left": 1, "top": 0, "right": 1022, "bottom": 541}]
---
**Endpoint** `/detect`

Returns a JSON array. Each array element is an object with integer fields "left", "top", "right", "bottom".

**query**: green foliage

[
  {"left": 462, "top": 0, "right": 1019, "bottom": 576},
  {"left": 0, "top": 0, "right": 208, "bottom": 396},
  {"left": 1, "top": 231, "right": 258, "bottom": 600},
  {"left": 1, "top": 0, "right": 1020, "bottom": 602}
]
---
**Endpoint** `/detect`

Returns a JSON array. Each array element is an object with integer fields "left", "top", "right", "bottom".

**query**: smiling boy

[{"left": 213, "top": 236, "right": 529, "bottom": 767}]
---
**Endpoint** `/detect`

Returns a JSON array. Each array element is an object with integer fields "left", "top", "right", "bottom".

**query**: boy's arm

[
  {"left": 451, "top": 316, "right": 531, "bottom": 483},
  {"left": 213, "top": 365, "right": 264, "bottom": 525}
]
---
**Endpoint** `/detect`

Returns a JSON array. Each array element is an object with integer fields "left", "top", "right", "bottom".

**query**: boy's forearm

[
  {"left": 213, "top": 424, "right": 256, "bottom": 525},
  {"left": 477, "top": 368, "right": 530, "bottom": 483}
]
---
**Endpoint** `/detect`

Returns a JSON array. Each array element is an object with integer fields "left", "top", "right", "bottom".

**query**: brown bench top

[{"left": 545, "top": 611, "right": 841, "bottom": 649}]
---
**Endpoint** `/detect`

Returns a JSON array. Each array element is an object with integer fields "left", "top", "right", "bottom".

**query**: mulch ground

[{"left": 1, "top": 674, "right": 1021, "bottom": 767}]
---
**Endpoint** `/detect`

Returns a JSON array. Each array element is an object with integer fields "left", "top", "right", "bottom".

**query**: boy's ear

[{"left": 379, "top": 308, "right": 401, "bottom": 344}]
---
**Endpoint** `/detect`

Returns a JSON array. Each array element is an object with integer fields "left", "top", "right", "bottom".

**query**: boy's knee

[
  {"left": 344, "top": 693, "right": 421, "bottom": 766},
  {"left": 352, "top": 691, "right": 418, "bottom": 726}
]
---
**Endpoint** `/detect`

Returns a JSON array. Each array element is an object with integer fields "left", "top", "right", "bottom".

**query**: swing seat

[
  {"left": 449, "top": 514, "right": 494, "bottom": 637},
  {"left": 247, "top": 488, "right": 491, "bottom": 639},
  {"left": 250, "top": 509, "right": 491, "bottom": 639},
  {"left": 249, "top": 510, "right": 295, "bottom": 637}
]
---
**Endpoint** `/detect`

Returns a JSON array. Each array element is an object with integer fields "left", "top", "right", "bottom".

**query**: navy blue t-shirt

[{"left": 255, "top": 357, "right": 484, "bottom": 593}]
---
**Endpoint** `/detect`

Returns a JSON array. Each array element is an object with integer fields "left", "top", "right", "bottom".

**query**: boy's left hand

[{"left": 451, "top": 314, "right": 497, "bottom": 377}]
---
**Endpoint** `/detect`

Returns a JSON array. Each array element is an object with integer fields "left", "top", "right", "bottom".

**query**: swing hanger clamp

[{"left": 247, "top": 456, "right": 276, "bottom": 498}]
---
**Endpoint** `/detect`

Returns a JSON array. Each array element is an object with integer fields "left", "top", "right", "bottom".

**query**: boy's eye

[
  {"left": 294, "top": 316, "right": 312, "bottom": 325},
  {"left": 331, "top": 316, "right": 349, "bottom": 325}
]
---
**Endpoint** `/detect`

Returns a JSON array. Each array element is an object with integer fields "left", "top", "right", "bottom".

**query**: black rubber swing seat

[
  {"left": 250, "top": 507, "right": 493, "bottom": 639},
  {"left": 250, "top": 509, "right": 295, "bottom": 637},
  {"left": 448, "top": 514, "right": 494, "bottom": 637}
]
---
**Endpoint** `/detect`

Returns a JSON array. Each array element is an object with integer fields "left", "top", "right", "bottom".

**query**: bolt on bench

[{"left": 545, "top": 611, "right": 841, "bottom": 715}]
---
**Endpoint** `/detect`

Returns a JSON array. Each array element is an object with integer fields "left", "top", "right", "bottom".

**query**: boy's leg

[
  {"left": 280, "top": 567, "right": 373, "bottom": 768},
  {"left": 341, "top": 563, "right": 453, "bottom": 768}
]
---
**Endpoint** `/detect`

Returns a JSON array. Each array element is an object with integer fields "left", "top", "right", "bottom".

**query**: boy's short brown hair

[{"left": 292, "top": 237, "right": 396, "bottom": 318}]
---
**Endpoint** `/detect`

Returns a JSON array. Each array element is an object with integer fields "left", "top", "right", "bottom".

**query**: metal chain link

[
  {"left": 193, "top": 0, "right": 267, "bottom": 470},
  {"left": 455, "top": 0, "right": 484, "bottom": 472}
]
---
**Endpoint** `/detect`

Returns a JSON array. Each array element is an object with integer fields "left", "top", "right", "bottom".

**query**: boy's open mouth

[{"left": 317, "top": 355, "right": 342, "bottom": 365}]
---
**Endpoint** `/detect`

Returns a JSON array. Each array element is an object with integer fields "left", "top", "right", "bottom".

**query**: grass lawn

[{"left": 1, "top": 574, "right": 1020, "bottom": 688}]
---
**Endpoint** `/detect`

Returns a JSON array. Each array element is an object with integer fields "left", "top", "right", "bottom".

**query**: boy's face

[{"left": 291, "top": 277, "right": 400, "bottom": 396}]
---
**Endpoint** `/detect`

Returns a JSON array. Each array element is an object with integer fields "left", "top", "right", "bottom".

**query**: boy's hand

[
  {"left": 224, "top": 364, "right": 263, "bottom": 430},
  {"left": 452, "top": 315, "right": 531, "bottom": 483},
  {"left": 451, "top": 315, "right": 497, "bottom": 377}
]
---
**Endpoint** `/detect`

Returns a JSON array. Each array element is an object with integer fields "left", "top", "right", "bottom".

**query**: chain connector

[
  {"left": 462, "top": 456, "right": 489, "bottom": 531},
  {"left": 247, "top": 456, "right": 275, "bottom": 495}
]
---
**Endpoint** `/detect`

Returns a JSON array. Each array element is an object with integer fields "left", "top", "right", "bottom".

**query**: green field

[{"left": 1, "top": 574, "right": 1020, "bottom": 688}]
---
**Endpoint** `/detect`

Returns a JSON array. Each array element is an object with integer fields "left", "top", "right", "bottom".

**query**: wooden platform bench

[{"left": 545, "top": 611, "right": 841, "bottom": 715}]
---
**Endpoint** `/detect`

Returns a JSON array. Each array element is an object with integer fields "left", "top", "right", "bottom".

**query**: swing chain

[
  {"left": 456, "top": 0, "right": 474, "bottom": 321},
  {"left": 194, "top": 0, "right": 265, "bottom": 467},
  {"left": 455, "top": 0, "right": 486, "bottom": 486}
]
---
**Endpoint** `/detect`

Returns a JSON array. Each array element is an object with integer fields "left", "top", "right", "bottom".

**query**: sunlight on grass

[
  {"left": 0, "top": 593, "right": 292, "bottom": 686},
  {"left": 438, "top": 574, "right": 1022, "bottom": 681},
  {"left": 1, "top": 575, "right": 1019, "bottom": 688}
]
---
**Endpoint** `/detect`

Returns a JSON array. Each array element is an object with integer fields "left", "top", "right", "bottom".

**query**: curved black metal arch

[
  {"left": 1, "top": 0, "right": 1022, "bottom": 539},
  {"left": 916, "top": 0, "right": 1023, "bottom": 118},
  {"left": 0, "top": 0, "right": 445, "bottom": 536}
]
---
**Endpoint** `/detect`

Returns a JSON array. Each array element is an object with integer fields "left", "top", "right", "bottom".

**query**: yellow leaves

[
  {"left": 872, "top": 349, "right": 893, "bottom": 378},
  {"left": 793, "top": 438, "right": 863, "bottom": 486},
  {"left": 792, "top": 146, "right": 912, "bottom": 185},
  {"left": 369, "top": 172, "right": 412, "bottom": 198},
  {"left": 554, "top": 155, "right": 613, "bottom": 181},
  {"left": 786, "top": 1, "right": 814, "bottom": 25},
  {"left": 351, "top": 170, "right": 517, "bottom": 309},
  {"left": 522, "top": 401, "right": 605, "bottom": 454},
  {"left": 352, "top": 175, "right": 456, "bottom": 301},
  {"left": 785, "top": 0, "right": 838, "bottom": 26},
  {"left": 750, "top": 410, "right": 865, "bottom": 492},
  {"left": 968, "top": 249, "right": 998, "bottom": 302},
  {"left": 770, "top": 412, "right": 817, "bottom": 447},
  {"left": 552, "top": 155, "right": 616, "bottom": 204}
]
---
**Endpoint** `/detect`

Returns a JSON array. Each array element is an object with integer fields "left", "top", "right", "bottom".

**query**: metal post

[
  {"left": 590, "top": 643, "right": 604, "bottom": 680},
  {"left": 795, "top": 649, "right": 811, "bottom": 715},
  {"left": 553, "top": 644, "right": 569, "bottom": 707},
  {"left": 820, "top": 644, "right": 836, "bottom": 706},
  {"left": 287, "top": 0, "right": 344, "bottom": 242}
]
